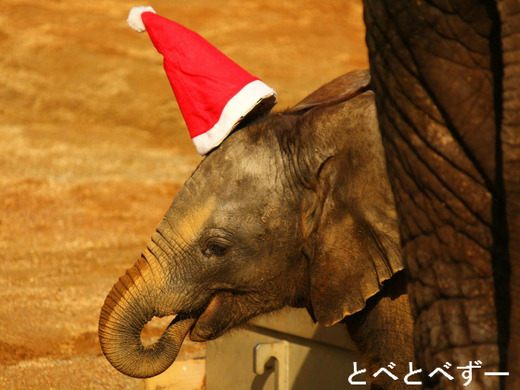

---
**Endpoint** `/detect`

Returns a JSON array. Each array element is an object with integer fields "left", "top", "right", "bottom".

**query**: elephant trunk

[{"left": 98, "top": 254, "right": 195, "bottom": 378}]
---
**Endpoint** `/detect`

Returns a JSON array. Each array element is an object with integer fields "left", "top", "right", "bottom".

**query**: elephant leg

[
  {"left": 362, "top": 0, "right": 505, "bottom": 388},
  {"left": 497, "top": 1, "right": 520, "bottom": 387},
  {"left": 345, "top": 272, "right": 414, "bottom": 390}
]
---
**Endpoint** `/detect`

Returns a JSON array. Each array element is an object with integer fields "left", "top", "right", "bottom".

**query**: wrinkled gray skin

[
  {"left": 99, "top": 71, "right": 414, "bottom": 388},
  {"left": 363, "top": 0, "right": 520, "bottom": 389}
]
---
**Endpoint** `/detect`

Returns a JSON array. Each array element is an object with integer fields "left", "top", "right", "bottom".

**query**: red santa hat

[{"left": 127, "top": 6, "right": 277, "bottom": 155}]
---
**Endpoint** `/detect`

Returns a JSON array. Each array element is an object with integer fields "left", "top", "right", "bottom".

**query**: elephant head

[{"left": 98, "top": 70, "right": 403, "bottom": 378}]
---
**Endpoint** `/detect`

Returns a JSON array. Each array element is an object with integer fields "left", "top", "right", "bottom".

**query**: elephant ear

[
  {"left": 288, "top": 69, "right": 370, "bottom": 114},
  {"left": 299, "top": 91, "right": 403, "bottom": 326}
]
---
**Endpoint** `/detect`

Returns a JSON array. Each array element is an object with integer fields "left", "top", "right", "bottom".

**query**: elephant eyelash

[{"left": 202, "top": 242, "right": 229, "bottom": 258}]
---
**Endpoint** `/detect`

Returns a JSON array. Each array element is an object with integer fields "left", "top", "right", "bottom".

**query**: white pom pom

[{"left": 127, "top": 6, "right": 156, "bottom": 33}]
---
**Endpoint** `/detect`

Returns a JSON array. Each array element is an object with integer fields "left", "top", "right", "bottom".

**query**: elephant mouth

[
  {"left": 157, "top": 287, "right": 265, "bottom": 346},
  {"left": 189, "top": 291, "right": 235, "bottom": 342},
  {"left": 152, "top": 291, "right": 234, "bottom": 345}
]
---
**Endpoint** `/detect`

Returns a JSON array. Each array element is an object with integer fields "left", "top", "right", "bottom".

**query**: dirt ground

[{"left": 0, "top": 0, "right": 367, "bottom": 388}]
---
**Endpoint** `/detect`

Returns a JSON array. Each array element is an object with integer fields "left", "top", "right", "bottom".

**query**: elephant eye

[{"left": 202, "top": 241, "right": 229, "bottom": 258}]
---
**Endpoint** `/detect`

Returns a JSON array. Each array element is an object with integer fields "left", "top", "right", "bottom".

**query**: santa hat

[{"left": 127, "top": 6, "right": 277, "bottom": 155}]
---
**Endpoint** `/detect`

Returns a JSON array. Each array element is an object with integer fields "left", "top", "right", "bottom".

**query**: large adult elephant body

[
  {"left": 99, "top": 71, "right": 414, "bottom": 387},
  {"left": 362, "top": 0, "right": 519, "bottom": 388}
]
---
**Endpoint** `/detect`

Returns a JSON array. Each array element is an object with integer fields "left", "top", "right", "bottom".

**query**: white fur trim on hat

[
  {"left": 192, "top": 80, "right": 277, "bottom": 155},
  {"left": 127, "top": 6, "right": 156, "bottom": 33}
]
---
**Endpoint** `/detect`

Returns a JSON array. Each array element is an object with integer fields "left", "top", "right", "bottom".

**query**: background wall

[{"left": 0, "top": 0, "right": 367, "bottom": 388}]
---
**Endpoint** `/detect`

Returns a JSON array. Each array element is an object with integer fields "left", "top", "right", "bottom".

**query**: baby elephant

[{"left": 99, "top": 70, "right": 414, "bottom": 389}]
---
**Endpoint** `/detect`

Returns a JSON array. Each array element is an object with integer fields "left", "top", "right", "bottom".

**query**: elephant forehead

[
  {"left": 203, "top": 132, "right": 280, "bottom": 184},
  {"left": 234, "top": 150, "right": 277, "bottom": 178},
  {"left": 168, "top": 195, "right": 218, "bottom": 244}
]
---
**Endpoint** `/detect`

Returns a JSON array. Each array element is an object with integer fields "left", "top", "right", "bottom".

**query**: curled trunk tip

[{"left": 98, "top": 262, "right": 194, "bottom": 378}]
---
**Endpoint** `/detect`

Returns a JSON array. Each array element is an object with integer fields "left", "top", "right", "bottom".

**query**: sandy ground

[{"left": 0, "top": 0, "right": 367, "bottom": 388}]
